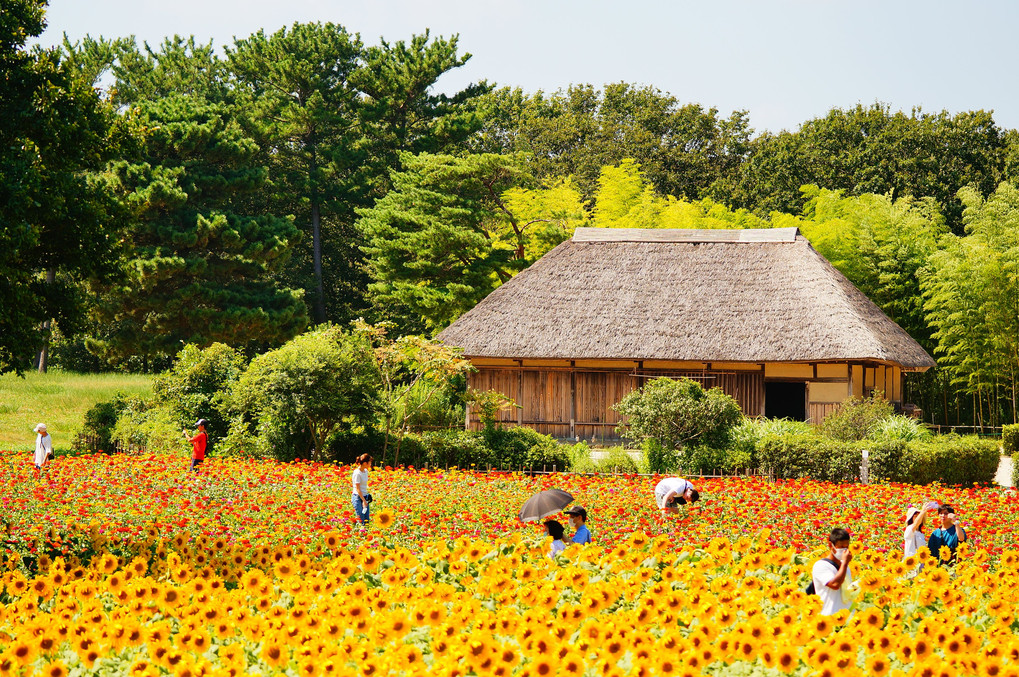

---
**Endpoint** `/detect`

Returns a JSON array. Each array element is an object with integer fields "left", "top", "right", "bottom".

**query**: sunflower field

[{"left": 1, "top": 452, "right": 1018, "bottom": 677}]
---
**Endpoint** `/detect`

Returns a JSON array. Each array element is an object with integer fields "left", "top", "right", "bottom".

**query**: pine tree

[{"left": 92, "top": 95, "right": 307, "bottom": 360}]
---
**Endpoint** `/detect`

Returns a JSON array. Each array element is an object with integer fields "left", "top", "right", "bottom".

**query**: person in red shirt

[{"left": 188, "top": 419, "right": 208, "bottom": 471}]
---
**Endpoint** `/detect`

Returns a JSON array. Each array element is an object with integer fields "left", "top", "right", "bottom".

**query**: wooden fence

[{"left": 71, "top": 434, "right": 139, "bottom": 455}]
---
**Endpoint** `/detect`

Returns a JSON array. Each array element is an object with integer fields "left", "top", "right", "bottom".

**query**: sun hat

[
  {"left": 195, "top": 419, "right": 208, "bottom": 428},
  {"left": 33, "top": 423, "right": 47, "bottom": 433},
  {"left": 905, "top": 506, "right": 921, "bottom": 524}
]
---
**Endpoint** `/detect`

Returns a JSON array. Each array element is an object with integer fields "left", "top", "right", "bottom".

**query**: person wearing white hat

[
  {"left": 904, "top": 501, "right": 937, "bottom": 560},
  {"left": 33, "top": 423, "right": 52, "bottom": 471}
]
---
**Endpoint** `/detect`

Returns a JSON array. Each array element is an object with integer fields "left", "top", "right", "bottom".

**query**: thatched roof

[{"left": 438, "top": 228, "right": 936, "bottom": 369}]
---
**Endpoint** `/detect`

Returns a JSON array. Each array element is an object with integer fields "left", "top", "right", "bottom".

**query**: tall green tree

[
  {"left": 922, "top": 182, "right": 1019, "bottom": 426},
  {"left": 228, "top": 23, "right": 365, "bottom": 325},
  {"left": 798, "top": 186, "right": 948, "bottom": 351},
  {"left": 1, "top": 1, "right": 128, "bottom": 374},
  {"left": 711, "top": 104, "right": 1008, "bottom": 233},
  {"left": 92, "top": 94, "right": 307, "bottom": 361},
  {"left": 228, "top": 26, "right": 488, "bottom": 326},
  {"left": 357, "top": 153, "right": 530, "bottom": 332},
  {"left": 112, "top": 35, "right": 230, "bottom": 105},
  {"left": 471, "top": 83, "right": 752, "bottom": 206}
]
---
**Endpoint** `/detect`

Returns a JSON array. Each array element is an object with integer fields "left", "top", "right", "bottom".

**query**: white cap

[{"left": 33, "top": 423, "right": 47, "bottom": 432}]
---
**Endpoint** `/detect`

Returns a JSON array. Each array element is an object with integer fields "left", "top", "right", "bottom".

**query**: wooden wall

[
  {"left": 467, "top": 366, "right": 764, "bottom": 441},
  {"left": 467, "top": 361, "right": 907, "bottom": 439}
]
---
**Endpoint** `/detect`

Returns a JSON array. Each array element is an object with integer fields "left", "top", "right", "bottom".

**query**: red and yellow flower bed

[{"left": 1, "top": 453, "right": 1018, "bottom": 676}]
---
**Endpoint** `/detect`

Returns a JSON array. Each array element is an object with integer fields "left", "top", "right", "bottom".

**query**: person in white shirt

[
  {"left": 654, "top": 477, "right": 700, "bottom": 515},
  {"left": 545, "top": 520, "right": 567, "bottom": 558},
  {"left": 351, "top": 453, "right": 372, "bottom": 525},
  {"left": 33, "top": 423, "right": 52, "bottom": 472},
  {"left": 812, "top": 528, "right": 853, "bottom": 616},
  {"left": 904, "top": 503, "right": 936, "bottom": 559}
]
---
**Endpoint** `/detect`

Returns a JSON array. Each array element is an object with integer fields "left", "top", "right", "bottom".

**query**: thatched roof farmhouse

[{"left": 438, "top": 227, "right": 935, "bottom": 440}]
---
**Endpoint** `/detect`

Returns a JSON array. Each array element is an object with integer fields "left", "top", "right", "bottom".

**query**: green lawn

[{"left": 0, "top": 370, "right": 152, "bottom": 452}]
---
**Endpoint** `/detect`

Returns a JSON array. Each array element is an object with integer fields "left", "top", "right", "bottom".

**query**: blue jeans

[{"left": 352, "top": 494, "right": 370, "bottom": 524}]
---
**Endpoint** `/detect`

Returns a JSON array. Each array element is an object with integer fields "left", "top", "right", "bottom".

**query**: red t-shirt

[{"left": 190, "top": 431, "right": 207, "bottom": 460}]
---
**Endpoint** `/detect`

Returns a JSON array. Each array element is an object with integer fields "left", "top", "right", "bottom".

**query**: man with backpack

[{"left": 811, "top": 528, "right": 853, "bottom": 616}]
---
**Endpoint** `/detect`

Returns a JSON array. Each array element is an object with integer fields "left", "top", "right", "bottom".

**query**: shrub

[
  {"left": 869, "top": 416, "right": 932, "bottom": 443},
  {"left": 898, "top": 435, "right": 1000, "bottom": 486},
  {"left": 755, "top": 433, "right": 863, "bottom": 482},
  {"left": 818, "top": 394, "right": 894, "bottom": 441},
  {"left": 641, "top": 439, "right": 679, "bottom": 474},
  {"left": 727, "top": 418, "right": 813, "bottom": 472},
  {"left": 214, "top": 415, "right": 263, "bottom": 459},
  {"left": 485, "top": 426, "right": 566, "bottom": 471},
  {"left": 615, "top": 377, "right": 742, "bottom": 453},
  {"left": 1002, "top": 424, "right": 1019, "bottom": 456},
  {"left": 817, "top": 439, "right": 865, "bottom": 483},
  {"left": 152, "top": 343, "right": 247, "bottom": 449},
  {"left": 525, "top": 435, "right": 572, "bottom": 472},
  {"left": 752, "top": 428, "right": 997, "bottom": 486},
  {"left": 865, "top": 440, "right": 909, "bottom": 481},
  {"left": 677, "top": 444, "right": 730, "bottom": 475},
  {"left": 757, "top": 433, "right": 825, "bottom": 479},
  {"left": 566, "top": 443, "right": 595, "bottom": 472},
  {"left": 111, "top": 397, "right": 189, "bottom": 456},
  {"left": 395, "top": 378, "right": 466, "bottom": 431},
  {"left": 74, "top": 393, "right": 130, "bottom": 453},
  {"left": 415, "top": 430, "right": 487, "bottom": 469},
  {"left": 567, "top": 445, "right": 641, "bottom": 474},
  {"left": 227, "top": 325, "right": 380, "bottom": 462},
  {"left": 597, "top": 447, "right": 642, "bottom": 474}
]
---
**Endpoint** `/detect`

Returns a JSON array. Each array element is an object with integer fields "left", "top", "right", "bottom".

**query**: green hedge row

[
  {"left": 327, "top": 427, "right": 571, "bottom": 472},
  {"left": 757, "top": 433, "right": 1000, "bottom": 485},
  {"left": 1003, "top": 424, "right": 1018, "bottom": 456},
  {"left": 328, "top": 426, "right": 999, "bottom": 486}
]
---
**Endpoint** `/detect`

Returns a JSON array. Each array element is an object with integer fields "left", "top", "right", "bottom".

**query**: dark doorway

[{"left": 765, "top": 382, "right": 806, "bottom": 420}]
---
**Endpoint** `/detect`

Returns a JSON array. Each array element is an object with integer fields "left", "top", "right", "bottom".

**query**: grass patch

[{"left": 0, "top": 370, "right": 152, "bottom": 452}]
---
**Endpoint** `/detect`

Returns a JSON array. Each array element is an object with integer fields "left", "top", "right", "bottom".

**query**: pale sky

[{"left": 35, "top": 0, "right": 1019, "bottom": 135}]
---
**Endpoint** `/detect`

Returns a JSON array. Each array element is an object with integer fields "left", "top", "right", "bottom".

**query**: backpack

[{"left": 805, "top": 557, "right": 840, "bottom": 595}]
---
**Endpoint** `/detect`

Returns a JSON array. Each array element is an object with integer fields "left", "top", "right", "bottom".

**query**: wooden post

[
  {"left": 517, "top": 363, "right": 524, "bottom": 428},
  {"left": 570, "top": 362, "right": 577, "bottom": 441}
]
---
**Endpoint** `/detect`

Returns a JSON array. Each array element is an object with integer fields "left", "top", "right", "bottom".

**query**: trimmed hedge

[
  {"left": 894, "top": 435, "right": 1001, "bottom": 486},
  {"left": 326, "top": 426, "right": 570, "bottom": 472},
  {"left": 1003, "top": 424, "right": 1019, "bottom": 456},
  {"left": 757, "top": 432, "right": 999, "bottom": 485}
]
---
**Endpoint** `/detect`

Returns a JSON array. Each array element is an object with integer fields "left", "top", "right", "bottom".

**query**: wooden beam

[
  {"left": 516, "top": 361, "right": 523, "bottom": 427},
  {"left": 570, "top": 361, "right": 576, "bottom": 441}
]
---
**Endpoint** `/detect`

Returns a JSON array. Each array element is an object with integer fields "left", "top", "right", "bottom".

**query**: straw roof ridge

[{"left": 437, "top": 230, "right": 936, "bottom": 368}]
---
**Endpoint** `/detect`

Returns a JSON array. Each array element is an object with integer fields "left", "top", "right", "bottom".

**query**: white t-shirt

[
  {"left": 654, "top": 478, "right": 693, "bottom": 509},
  {"left": 904, "top": 527, "right": 926, "bottom": 558},
  {"left": 34, "top": 433, "right": 52, "bottom": 466},
  {"left": 352, "top": 468, "right": 368, "bottom": 496},
  {"left": 549, "top": 539, "right": 567, "bottom": 558},
  {"left": 812, "top": 558, "right": 852, "bottom": 616}
]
